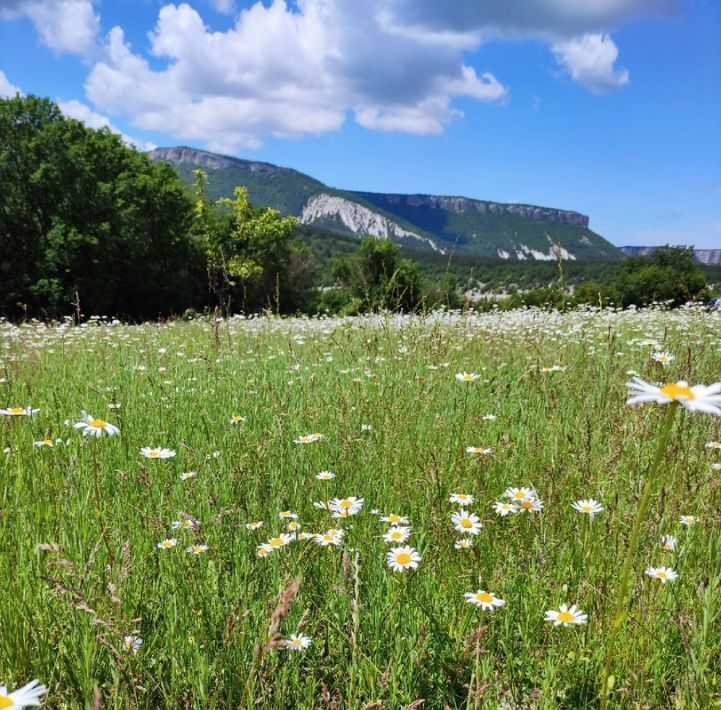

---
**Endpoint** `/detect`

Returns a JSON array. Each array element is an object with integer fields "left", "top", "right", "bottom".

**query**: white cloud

[
  {"left": 207, "top": 0, "right": 235, "bottom": 14},
  {"left": 3, "top": 0, "right": 99, "bottom": 58},
  {"left": 0, "top": 69, "right": 21, "bottom": 97},
  {"left": 552, "top": 33, "right": 629, "bottom": 93},
  {"left": 84, "top": 1, "right": 507, "bottom": 152},
  {"left": 58, "top": 99, "right": 156, "bottom": 151}
]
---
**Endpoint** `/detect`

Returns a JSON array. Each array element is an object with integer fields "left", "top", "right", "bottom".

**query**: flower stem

[{"left": 599, "top": 403, "right": 678, "bottom": 707}]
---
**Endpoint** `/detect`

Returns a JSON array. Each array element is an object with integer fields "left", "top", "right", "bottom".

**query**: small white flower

[
  {"left": 451, "top": 509, "right": 482, "bottom": 535},
  {"left": 449, "top": 493, "right": 474, "bottom": 505},
  {"left": 386, "top": 546, "right": 421, "bottom": 572},
  {"left": 545, "top": 604, "right": 587, "bottom": 626},
  {"left": 454, "top": 538, "right": 474, "bottom": 550},
  {"left": 383, "top": 526, "right": 412, "bottom": 544},
  {"left": 652, "top": 351, "right": 674, "bottom": 366},
  {"left": 455, "top": 372, "right": 480, "bottom": 382},
  {"left": 645, "top": 566, "right": 678, "bottom": 583},
  {"left": 283, "top": 633, "right": 311, "bottom": 651},
  {"left": 73, "top": 411, "right": 120, "bottom": 437},
  {"left": 140, "top": 447, "right": 176, "bottom": 459},
  {"left": 315, "top": 470, "right": 336, "bottom": 480},
  {"left": 464, "top": 590, "right": 505, "bottom": 611},
  {"left": 626, "top": 377, "right": 721, "bottom": 415},
  {"left": 660, "top": 535, "right": 678, "bottom": 551},
  {"left": 0, "top": 679, "right": 47, "bottom": 707},
  {"left": 571, "top": 499, "right": 604, "bottom": 518},
  {"left": 185, "top": 544, "right": 209, "bottom": 555},
  {"left": 122, "top": 635, "right": 143, "bottom": 654},
  {"left": 680, "top": 515, "right": 698, "bottom": 527},
  {"left": 157, "top": 538, "right": 177, "bottom": 550},
  {"left": 492, "top": 501, "right": 519, "bottom": 517}
]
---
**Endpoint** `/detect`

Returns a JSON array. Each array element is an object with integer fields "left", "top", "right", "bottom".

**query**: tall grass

[{"left": 1, "top": 307, "right": 719, "bottom": 708}]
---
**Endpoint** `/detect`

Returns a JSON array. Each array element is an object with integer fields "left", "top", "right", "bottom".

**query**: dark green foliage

[
  {"left": 331, "top": 237, "right": 425, "bottom": 312},
  {"left": 0, "top": 95, "right": 202, "bottom": 319}
]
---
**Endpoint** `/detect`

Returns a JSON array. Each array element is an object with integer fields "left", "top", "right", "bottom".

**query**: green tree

[
  {"left": 332, "top": 237, "right": 425, "bottom": 312},
  {"left": 0, "top": 95, "right": 202, "bottom": 319}
]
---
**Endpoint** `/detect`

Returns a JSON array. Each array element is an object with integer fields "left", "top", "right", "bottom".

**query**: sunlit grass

[{"left": 1, "top": 307, "right": 720, "bottom": 708}]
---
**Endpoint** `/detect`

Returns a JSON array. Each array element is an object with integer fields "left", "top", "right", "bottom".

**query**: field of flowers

[{"left": 1, "top": 307, "right": 720, "bottom": 708}]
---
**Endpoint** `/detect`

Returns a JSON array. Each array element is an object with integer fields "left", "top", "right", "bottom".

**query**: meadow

[{"left": 1, "top": 306, "right": 720, "bottom": 708}]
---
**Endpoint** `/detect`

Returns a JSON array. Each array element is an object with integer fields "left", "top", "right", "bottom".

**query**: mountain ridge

[{"left": 148, "top": 146, "right": 623, "bottom": 262}]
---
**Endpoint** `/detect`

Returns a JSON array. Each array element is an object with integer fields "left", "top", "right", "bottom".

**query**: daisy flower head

[
  {"left": 185, "top": 544, "right": 209, "bottom": 555},
  {"left": 180, "top": 471, "right": 197, "bottom": 481},
  {"left": 73, "top": 411, "right": 120, "bottom": 437},
  {"left": 705, "top": 441, "right": 721, "bottom": 450},
  {"left": 661, "top": 535, "right": 678, "bottom": 551},
  {"left": 464, "top": 590, "right": 505, "bottom": 611},
  {"left": 286, "top": 520, "right": 301, "bottom": 531},
  {"left": 646, "top": 566, "right": 678, "bottom": 583},
  {"left": 279, "top": 511, "right": 298, "bottom": 519},
  {"left": 283, "top": 633, "right": 311, "bottom": 651},
  {"left": 680, "top": 515, "right": 698, "bottom": 527},
  {"left": 157, "top": 538, "right": 177, "bottom": 550},
  {"left": 294, "top": 433, "right": 324, "bottom": 444},
  {"left": 455, "top": 372, "right": 480, "bottom": 382},
  {"left": 0, "top": 679, "right": 47, "bottom": 708},
  {"left": 314, "top": 528, "right": 344, "bottom": 547},
  {"left": 257, "top": 543, "right": 272, "bottom": 558},
  {"left": 454, "top": 538, "right": 474, "bottom": 550},
  {"left": 122, "top": 635, "right": 143, "bottom": 654},
  {"left": 518, "top": 497, "right": 543, "bottom": 513},
  {"left": 540, "top": 365, "right": 566, "bottom": 373},
  {"left": 171, "top": 518, "right": 199, "bottom": 531},
  {"left": 266, "top": 533, "right": 294, "bottom": 550},
  {"left": 315, "top": 470, "right": 336, "bottom": 480},
  {"left": 383, "top": 526, "right": 412, "bottom": 544},
  {"left": 33, "top": 439, "right": 54, "bottom": 448},
  {"left": 482, "top": 414, "right": 497, "bottom": 421},
  {"left": 493, "top": 501, "right": 519, "bottom": 517},
  {"left": 503, "top": 487, "right": 536, "bottom": 503},
  {"left": 545, "top": 603, "right": 587, "bottom": 627},
  {"left": 329, "top": 497, "right": 364, "bottom": 518},
  {"left": 451, "top": 509, "right": 483, "bottom": 535},
  {"left": 380, "top": 513, "right": 409, "bottom": 525},
  {"left": 230, "top": 415, "right": 247, "bottom": 425},
  {"left": 652, "top": 351, "right": 674, "bottom": 366},
  {"left": 387, "top": 546, "right": 421, "bottom": 572},
  {"left": 449, "top": 493, "right": 474, "bottom": 506},
  {"left": 140, "top": 447, "right": 176, "bottom": 459},
  {"left": 466, "top": 446, "right": 494, "bottom": 455},
  {"left": 0, "top": 406, "right": 39, "bottom": 417},
  {"left": 571, "top": 499, "right": 604, "bottom": 518},
  {"left": 626, "top": 377, "right": 721, "bottom": 415},
  {"left": 245, "top": 521, "right": 263, "bottom": 530}
]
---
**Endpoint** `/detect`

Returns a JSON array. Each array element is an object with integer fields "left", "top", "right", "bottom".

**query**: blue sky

[{"left": 1, "top": 0, "right": 719, "bottom": 248}]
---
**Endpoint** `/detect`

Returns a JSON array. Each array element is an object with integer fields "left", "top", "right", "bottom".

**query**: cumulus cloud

[
  {"left": 552, "top": 33, "right": 629, "bottom": 93},
  {"left": 2, "top": 0, "right": 99, "bottom": 57},
  {"left": 58, "top": 99, "right": 156, "bottom": 151},
  {"left": 0, "top": 69, "right": 21, "bottom": 97},
  {"left": 84, "top": 1, "right": 507, "bottom": 152}
]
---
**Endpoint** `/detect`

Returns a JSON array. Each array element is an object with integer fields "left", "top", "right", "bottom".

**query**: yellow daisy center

[
  {"left": 557, "top": 611, "right": 574, "bottom": 623},
  {"left": 660, "top": 383, "right": 695, "bottom": 401},
  {"left": 395, "top": 552, "right": 412, "bottom": 565},
  {"left": 521, "top": 501, "right": 534, "bottom": 510},
  {"left": 476, "top": 592, "right": 493, "bottom": 603},
  {"left": 388, "top": 515, "right": 400, "bottom": 523},
  {"left": 269, "top": 537, "right": 285, "bottom": 547},
  {"left": 90, "top": 418, "right": 107, "bottom": 428},
  {"left": 0, "top": 695, "right": 14, "bottom": 708},
  {"left": 656, "top": 570, "right": 668, "bottom": 579},
  {"left": 162, "top": 541, "right": 174, "bottom": 548},
  {"left": 148, "top": 451, "right": 161, "bottom": 458},
  {"left": 582, "top": 505, "right": 593, "bottom": 512},
  {"left": 460, "top": 518, "right": 473, "bottom": 528},
  {"left": 339, "top": 500, "right": 353, "bottom": 508},
  {"left": 8, "top": 407, "right": 25, "bottom": 415},
  {"left": 390, "top": 531, "right": 402, "bottom": 539},
  {"left": 513, "top": 492, "right": 526, "bottom": 499}
]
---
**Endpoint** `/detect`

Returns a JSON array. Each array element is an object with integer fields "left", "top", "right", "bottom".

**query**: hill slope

[{"left": 149, "top": 146, "right": 622, "bottom": 261}]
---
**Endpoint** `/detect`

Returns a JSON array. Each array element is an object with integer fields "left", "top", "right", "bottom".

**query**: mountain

[
  {"left": 149, "top": 146, "right": 623, "bottom": 261},
  {"left": 620, "top": 246, "right": 721, "bottom": 265}
]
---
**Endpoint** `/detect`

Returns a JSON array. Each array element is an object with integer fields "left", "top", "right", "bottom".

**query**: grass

[{"left": 1, "top": 306, "right": 720, "bottom": 708}]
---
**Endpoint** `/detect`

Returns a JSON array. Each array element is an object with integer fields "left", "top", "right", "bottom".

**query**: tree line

[{"left": 0, "top": 95, "right": 711, "bottom": 321}]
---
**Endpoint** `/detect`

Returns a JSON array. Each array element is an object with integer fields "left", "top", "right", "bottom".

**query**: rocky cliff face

[
  {"left": 300, "top": 194, "right": 444, "bottom": 252},
  {"left": 366, "top": 193, "right": 590, "bottom": 227},
  {"left": 620, "top": 246, "right": 721, "bottom": 265},
  {"left": 149, "top": 146, "right": 285, "bottom": 175}
]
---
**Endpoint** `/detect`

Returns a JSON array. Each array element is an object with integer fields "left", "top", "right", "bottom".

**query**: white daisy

[
  {"left": 645, "top": 566, "right": 678, "bottom": 584},
  {"left": 660, "top": 535, "right": 678, "bottom": 551},
  {"left": 449, "top": 493, "right": 474, "bottom": 506},
  {"left": 315, "top": 471, "right": 336, "bottom": 480},
  {"left": 122, "top": 635, "right": 143, "bottom": 654},
  {"left": 73, "top": 411, "right": 120, "bottom": 437},
  {"left": 545, "top": 603, "right": 587, "bottom": 626},
  {"left": 464, "top": 590, "right": 505, "bottom": 611},
  {"left": 140, "top": 447, "right": 175, "bottom": 459},
  {"left": 383, "top": 526, "right": 412, "bottom": 544},
  {"left": 571, "top": 499, "right": 604, "bottom": 518},
  {"left": 0, "top": 679, "right": 47, "bottom": 707},
  {"left": 283, "top": 633, "right": 311, "bottom": 651},
  {"left": 386, "top": 546, "right": 421, "bottom": 572},
  {"left": 451, "top": 509, "right": 483, "bottom": 535},
  {"left": 492, "top": 501, "right": 519, "bottom": 517},
  {"left": 0, "top": 406, "right": 39, "bottom": 417},
  {"left": 455, "top": 372, "right": 480, "bottom": 382},
  {"left": 651, "top": 351, "right": 674, "bottom": 366},
  {"left": 626, "top": 377, "right": 721, "bottom": 415}
]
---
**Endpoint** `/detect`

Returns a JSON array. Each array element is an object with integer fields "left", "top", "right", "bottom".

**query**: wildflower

[
  {"left": 257, "top": 544, "right": 272, "bottom": 557},
  {"left": 387, "top": 546, "right": 421, "bottom": 572},
  {"left": 466, "top": 446, "right": 494, "bottom": 455},
  {"left": 74, "top": 411, "right": 120, "bottom": 437},
  {"left": 314, "top": 529, "right": 344, "bottom": 546},
  {"left": 313, "top": 501, "right": 330, "bottom": 510},
  {"left": 315, "top": 471, "right": 336, "bottom": 480},
  {"left": 283, "top": 634, "right": 311, "bottom": 651},
  {"left": 245, "top": 521, "right": 263, "bottom": 530},
  {"left": 329, "top": 497, "right": 364, "bottom": 518},
  {"left": 540, "top": 365, "right": 566, "bottom": 372},
  {"left": 157, "top": 538, "right": 177, "bottom": 550},
  {"left": 652, "top": 351, "right": 674, "bottom": 366},
  {"left": 492, "top": 501, "right": 519, "bottom": 517},
  {"left": 279, "top": 511, "right": 298, "bottom": 519},
  {"left": 230, "top": 415, "right": 247, "bottom": 424},
  {"left": 140, "top": 447, "right": 175, "bottom": 459},
  {"left": 705, "top": 441, "right": 721, "bottom": 450},
  {"left": 380, "top": 513, "right": 408, "bottom": 525},
  {"left": 661, "top": 535, "right": 678, "bottom": 551},
  {"left": 266, "top": 534, "right": 294, "bottom": 549},
  {"left": 361, "top": 424, "right": 373, "bottom": 431},
  {"left": 180, "top": 471, "right": 197, "bottom": 481},
  {"left": 171, "top": 519, "right": 199, "bottom": 531},
  {"left": 482, "top": 414, "right": 497, "bottom": 421},
  {"left": 449, "top": 493, "right": 474, "bottom": 505},
  {"left": 451, "top": 509, "right": 483, "bottom": 535},
  {"left": 122, "top": 635, "right": 143, "bottom": 654},
  {"left": 503, "top": 487, "right": 536, "bottom": 503},
  {"left": 33, "top": 439, "right": 54, "bottom": 448},
  {"left": 571, "top": 499, "right": 604, "bottom": 518},
  {"left": 626, "top": 377, "right": 721, "bottom": 414},
  {"left": 0, "top": 679, "right": 47, "bottom": 707},
  {"left": 711, "top": 463, "right": 721, "bottom": 471},
  {"left": 680, "top": 515, "right": 698, "bottom": 526},
  {"left": 186, "top": 544, "right": 209, "bottom": 555},
  {"left": 645, "top": 566, "right": 678, "bottom": 583},
  {"left": 454, "top": 538, "right": 474, "bottom": 550},
  {"left": 383, "top": 526, "right": 411, "bottom": 544},
  {"left": 464, "top": 590, "right": 505, "bottom": 611},
  {"left": 518, "top": 498, "right": 543, "bottom": 513},
  {"left": 455, "top": 372, "right": 480, "bottom": 382},
  {"left": 0, "top": 406, "right": 39, "bottom": 417},
  {"left": 294, "top": 433, "right": 323, "bottom": 444},
  {"left": 545, "top": 604, "right": 587, "bottom": 627},
  {"left": 286, "top": 521, "right": 301, "bottom": 532}
]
